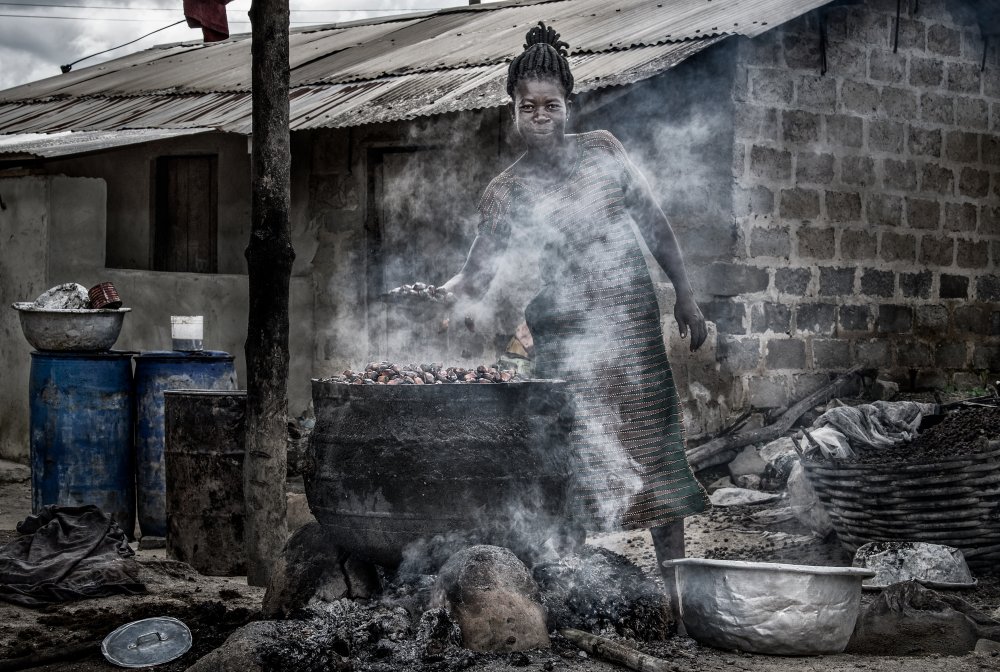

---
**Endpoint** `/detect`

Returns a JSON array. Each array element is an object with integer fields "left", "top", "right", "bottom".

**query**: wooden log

[
  {"left": 560, "top": 628, "right": 674, "bottom": 672},
  {"left": 686, "top": 366, "right": 862, "bottom": 472}
]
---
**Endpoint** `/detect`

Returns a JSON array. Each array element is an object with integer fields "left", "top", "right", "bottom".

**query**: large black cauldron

[{"left": 305, "top": 378, "right": 574, "bottom": 567}]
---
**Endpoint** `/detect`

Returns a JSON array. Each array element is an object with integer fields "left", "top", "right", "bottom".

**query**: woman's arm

[
  {"left": 441, "top": 234, "right": 504, "bottom": 300},
  {"left": 624, "top": 166, "right": 708, "bottom": 352}
]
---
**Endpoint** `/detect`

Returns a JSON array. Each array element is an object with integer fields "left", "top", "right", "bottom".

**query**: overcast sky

[{"left": 0, "top": 0, "right": 485, "bottom": 91}]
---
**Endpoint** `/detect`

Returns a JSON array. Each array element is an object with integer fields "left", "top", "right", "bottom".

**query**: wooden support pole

[
  {"left": 245, "top": 0, "right": 293, "bottom": 587},
  {"left": 560, "top": 629, "right": 673, "bottom": 672}
]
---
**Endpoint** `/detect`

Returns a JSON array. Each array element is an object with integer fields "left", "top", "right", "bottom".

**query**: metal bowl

[
  {"left": 12, "top": 302, "right": 130, "bottom": 351},
  {"left": 664, "top": 558, "right": 874, "bottom": 655}
]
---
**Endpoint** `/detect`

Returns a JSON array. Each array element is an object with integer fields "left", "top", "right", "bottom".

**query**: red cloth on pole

[{"left": 184, "top": 0, "right": 234, "bottom": 42}]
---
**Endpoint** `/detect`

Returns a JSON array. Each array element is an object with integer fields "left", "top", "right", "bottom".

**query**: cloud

[{"left": 0, "top": 0, "right": 476, "bottom": 92}]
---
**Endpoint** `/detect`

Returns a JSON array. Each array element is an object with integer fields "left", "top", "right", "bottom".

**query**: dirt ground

[{"left": 1, "top": 469, "right": 998, "bottom": 672}]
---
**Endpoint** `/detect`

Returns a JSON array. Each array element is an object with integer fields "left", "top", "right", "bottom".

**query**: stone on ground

[
  {"left": 0, "top": 460, "right": 29, "bottom": 484},
  {"left": 184, "top": 620, "right": 350, "bottom": 672},
  {"left": 709, "top": 487, "right": 781, "bottom": 507},
  {"left": 728, "top": 445, "right": 767, "bottom": 479},
  {"left": 853, "top": 542, "right": 974, "bottom": 588},
  {"left": 431, "top": 545, "right": 549, "bottom": 652}
]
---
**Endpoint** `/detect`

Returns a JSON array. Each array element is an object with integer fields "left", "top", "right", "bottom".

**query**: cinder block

[
  {"left": 826, "top": 40, "right": 867, "bottom": 78},
  {"left": 856, "top": 339, "right": 892, "bottom": 368},
  {"left": 749, "top": 227, "right": 791, "bottom": 258},
  {"left": 909, "top": 56, "right": 944, "bottom": 87},
  {"left": 880, "top": 231, "right": 917, "bottom": 263},
  {"left": 736, "top": 106, "right": 780, "bottom": 141},
  {"left": 920, "top": 163, "right": 955, "bottom": 195},
  {"left": 936, "top": 342, "right": 969, "bottom": 369},
  {"left": 706, "top": 262, "right": 770, "bottom": 296},
  {"left": 751, "top": 302, "right": 792, "bottom": 333},
  {"left": 867, "top": 193, "right": 903, "bottom": 227},
  {"left": 927, "top": 24, "right": 961, "bottom": 57},
  {"left": 944, "top": 202, "right": 977, "bottom": 232},
  {"left": 841, "top": 229, "right": 878, "bottom": 260},
  {"left": 812, "top": 339, "right": 852, "bottom": 369},
  {"left": 797, "top": 225, "right": 835, "bottom": 259},
  {"left": 972, "top": 345, "right": 1000, "bottom": 371},
  {"left": 860, "top": 269, "right": 895, "bottom": 297},
  {"left": 906, "top": 198, "right": 941, "bottom": 230},
  {"left": 909, "top": 126, "right": 942, "bottom": 158},
  {"left": 819, "top": 267, "right": 856, "bottom": 296},
  {"left": 826, "top": 191, "right": 862, "bottom": 222},
  {"left": 956, "top": 239, "right": 989, "bottom": 269},
  {"left": 869, "top": 120, "right": 906, "bottom": 154},
  {"left": 843, "top": 155, "right": 877, "bottom": 187},
  {"left": 748, "top": 376, "right": 790, "bottom": 408},
  {"left": 945, "top": 62, "right": 982, "bottom": 94},
  {"left": 919, "top": 235, "right": 954, "bottom": 266},
  {"left": 827, "top": 114, "right": 864, "bottom": 147},
  {"left": 959, "top": 168, "right": 989, "bottom": 198},
  {"left": 896, "top": 342, "right": 934, "bottom": 367},
  {"left": 869, "top": 50, "right": 905, "bottom": 83},
  {"left": 782, "top": 110, "right": 821, "bottom": 143},
  {"left": 879, "top": 87, "right": 918, "bottom": 120},
  {"left": 765, "top": 338, "right": 807, "bottom": 369},
  {"left": 976, "top": 274, "right": 1000, "bottom": 302},
  {"left": 883, "top": 159, "right": 917, "bottom": 191},
  {"left": 841, "top": 80, "right": 879, "bottom": 114},
  {"left": 796, "top": 303, "right": 837, "bottom": 335},
  {"left": 783, "top": 33, "right": 822, "bottom": 70},
  {"left": 945, "top": 131, "right": 980, "bottom": 163},
  {"left": 839, "top": 304, "right": 871, "bottom": 332},
  {"left": 876, "top": 305, "right": 913, "bottom": 333},
  {"left": 775, "top": 267, "right": 812, "bottom": 295},
  {"left": 981, "top": 205, "right": 1000, "bottom": 235},
  {"left": 916, "top": 304, "right": 949, "bottom": 331},
  {"left": 732, "top": 142, "right": 746, "bottom": 178},
  {"left": 982, "top": 136, "right": 1000, "bottom": 166},
  {"left": 734, "top": 185, "right": 775, "bottom": 217},
  {"left": 954, "top": 305, "right": 990, "bottom": 334},
  {"left": 956, "top": 97, "right": 988, "bottom": 130},
  {"left": 750, "top": 145, "right": 792, "bottom": 180},
  {"left": 752, "top": 69, "right": 794, "bottom": 105},
  {"left": 717, "top": 335, "right": 762, "bottom": 372},
  {"left": 952, "top": 371, "right": 983, "bottom": 390},
  {"left": 896, "top": 17, "right": 926, "bottom": 51},
  {"left": 939, "top": 273, "right": 970, "bottom": 299},
  {"left": 701, "top": 299, "right": 747, "bottom": 335},
  {"left": 796, "top": 152, "right": 835, "bottom": 184},
  {"left": 780, "top": 188, "right": 821, "bottom": 219},
  {"left": 900, "top": 271, "right": 932, "bottom": 299},
  {"left": 798, "top": 75, "right": 837, "bottom": 112},
  {"left": 920, "top": 93, "right": 955, "bottom": 125},
  {"left": 915, "top": 369, "right": 949, "bottom": 390}
]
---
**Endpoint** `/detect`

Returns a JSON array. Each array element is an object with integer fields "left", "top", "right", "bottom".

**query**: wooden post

[{"left": 245, "top": 0, "right": 293, "bottom": 587}]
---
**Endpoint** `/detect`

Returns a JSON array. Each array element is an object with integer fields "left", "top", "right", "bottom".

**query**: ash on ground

[{"left": 253, "top": 546, "right": 667, "bottom": 672}]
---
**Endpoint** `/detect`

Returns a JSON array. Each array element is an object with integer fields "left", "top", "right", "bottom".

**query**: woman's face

[{"left": 513, "top": 78, "right": 568, "bottom": 151}]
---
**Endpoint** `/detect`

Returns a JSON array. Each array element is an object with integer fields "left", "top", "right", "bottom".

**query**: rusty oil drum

[{"left": 305, "top": 378, "right": 575, "bottom": 567}]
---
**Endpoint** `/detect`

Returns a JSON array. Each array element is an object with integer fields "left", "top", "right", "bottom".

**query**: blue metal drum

[
  {"left": 134, "top": 351, "right": 237, "bottom": 538},
  {"left": 29, "top": 351, "right": 135, "bottom": 536}
]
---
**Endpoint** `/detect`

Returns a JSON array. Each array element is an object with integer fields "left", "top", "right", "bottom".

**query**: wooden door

[{"left": 154, "top": 155, "right": 218, "bottom": 273}]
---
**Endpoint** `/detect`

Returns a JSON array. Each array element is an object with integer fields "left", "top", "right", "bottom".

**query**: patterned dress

[{"left": 478, "top": 130, "right": 709, "bottom": 531}]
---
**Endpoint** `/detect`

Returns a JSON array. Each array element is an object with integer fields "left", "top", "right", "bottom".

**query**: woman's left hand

[{"left": 674, "top": 294, "right": 707, "bottom": 352}]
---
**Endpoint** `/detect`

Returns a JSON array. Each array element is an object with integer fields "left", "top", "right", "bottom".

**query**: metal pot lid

[{"left": 101, "top": 616, "right": 192, "bottom": 668}]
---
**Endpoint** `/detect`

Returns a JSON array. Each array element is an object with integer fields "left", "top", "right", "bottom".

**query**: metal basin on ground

[
  {"left": 13, "top": 303, "right": 130, "bottom": 351},
  {"left": 664, "top": 558, "right": 874, "bottom": 655},
  {"left": 306, "top": 378, "right": 574, "bottom": 567}
]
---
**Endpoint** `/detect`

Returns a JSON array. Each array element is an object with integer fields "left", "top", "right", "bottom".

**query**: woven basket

[{"left": 801, "top": 440, "right": 1000, "bottom": 571}]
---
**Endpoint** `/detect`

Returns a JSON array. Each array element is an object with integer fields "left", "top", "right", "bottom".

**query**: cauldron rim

[{"left": 311, "top": 377, "right": 568, "bottom": 401}]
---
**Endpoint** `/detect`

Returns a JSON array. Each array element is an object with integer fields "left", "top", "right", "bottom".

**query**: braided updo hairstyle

[{"left": 506, "top": 22, "right": 574, "bottom": 98}]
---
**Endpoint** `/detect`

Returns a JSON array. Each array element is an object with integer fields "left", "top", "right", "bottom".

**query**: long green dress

[{"left": 477, "top": 129, "right": 709, "bottom": 531}]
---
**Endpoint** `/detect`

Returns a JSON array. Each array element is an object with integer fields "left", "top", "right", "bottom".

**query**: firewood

[{"left": 560, "top": 628, "right": 672, "bottom": 672}]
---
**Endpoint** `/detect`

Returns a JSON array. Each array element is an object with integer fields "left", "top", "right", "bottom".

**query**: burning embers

[{"left": 329, "top": 362, "right": 520, "bottom": 385}]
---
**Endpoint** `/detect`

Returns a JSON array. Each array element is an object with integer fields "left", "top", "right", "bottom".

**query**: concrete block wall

[{"left": 720, "top": 0, "right": 1000, "bottom": 406}]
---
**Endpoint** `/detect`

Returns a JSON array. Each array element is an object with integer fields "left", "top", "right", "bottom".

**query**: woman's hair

[{"left": 506, "top": 21, "right": 574, "bottom": 98}]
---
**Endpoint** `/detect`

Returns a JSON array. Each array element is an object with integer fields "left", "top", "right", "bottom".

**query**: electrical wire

[
  {"left": 0, "top": 13, "right": 396, "bottom": 22},
  {"left": 0, "top": 1, "right": 443, "bottom": 9},
  {"left": 60, "top": 18, "right": 183, "bottom": 71}
]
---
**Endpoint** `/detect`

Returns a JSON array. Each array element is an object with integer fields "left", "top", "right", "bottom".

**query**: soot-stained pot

[{"left": 305, "top": 378, "right": 575, "bottom": 567}]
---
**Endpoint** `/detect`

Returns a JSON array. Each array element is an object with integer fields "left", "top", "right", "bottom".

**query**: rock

[
  {"left": 727, "top": 445, "right": 767, "bottom": 479},
  {"left": 976, "top": 638, "right": 1000, "bottom": 654},
  {"left": 415, "top": 608, "right": 462, "bottom": 658},
  {"left": 785, "top": 461, "right": 833, "bottom": 537},
  {"left": 847, "top": 581, "right": 979, "bottom": 655},
  {"left": 853, "top": 542, "right": 974, "bottom": 588},
  {"left": 758, "top": 437, "right": 798, "bottom": 487},
  {"left": 0, "top": 459, "right": 29, "bottom": 483},
  {"left": 733, "top": 474, "right": 762, "bottom": 490},
  {"left": 285, "top": 492, "right": 317, "bottom": 534},
  {"left": 868, "top": 378, "right": 899, "bottom": 401},
  {"left": 262, "top": 522, "right": 379, "bottom": 619},
  {"left": 33, "top": 283, "right": 90, "bottom": 309},
  {"left": 185, "top": 620, "right": 350, "bottom": 672},
  {"left": 431, "top": 545, "right": 549, "bottom": 652},
  {"left": 705, "top": 476, "right": 732, "bottom": 494},
  {"left": 708, "top": 487, "right": 781, "bottom": 507}
]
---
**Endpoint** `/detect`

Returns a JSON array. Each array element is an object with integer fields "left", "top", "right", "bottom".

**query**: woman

[{"left": 442, "top": 22, "right": 710, "bottom": 613}]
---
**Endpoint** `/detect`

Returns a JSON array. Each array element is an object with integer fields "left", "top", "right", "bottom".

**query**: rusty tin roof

[{"left": 0, "top": 0, "right": 830, "bottom": 136}]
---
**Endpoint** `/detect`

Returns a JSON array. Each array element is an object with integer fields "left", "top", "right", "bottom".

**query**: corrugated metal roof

[
  {"left": 0, "top": 128, "right": 211, "bottom": 159},
  {"left": 0, "top": 0, "right": 831, "bottom": 135}
]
